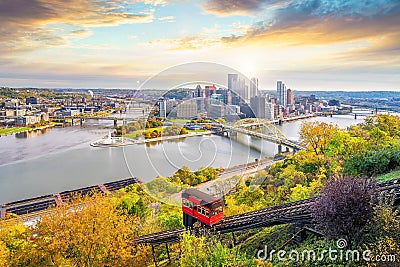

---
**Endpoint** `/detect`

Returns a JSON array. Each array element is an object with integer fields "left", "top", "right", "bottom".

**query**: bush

[{"left": 311, "top": 176, "right": 376, "bottom": 245}]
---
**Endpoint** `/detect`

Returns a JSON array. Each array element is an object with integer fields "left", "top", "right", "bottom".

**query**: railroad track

[
  {"left": 135, "top": 178, "right": 400, "bottom": 245},
  {"left": 1, "top": 177, "right": 141, "bottom": 217}
]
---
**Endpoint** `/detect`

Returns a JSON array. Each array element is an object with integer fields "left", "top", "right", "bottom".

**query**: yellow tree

[
  {"left": 300, "top": 121, "right": 339, "bottom": 155},
  {"left": 31, "top": 193, "right": 151, "bottom": 266},
  {"left": 0, "top": 221, "right": 31, "bottom": 266},
  {"left": 0, "top": 240, "right": 10, "bottom": 267}
]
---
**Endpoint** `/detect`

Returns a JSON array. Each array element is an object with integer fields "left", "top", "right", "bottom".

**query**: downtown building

[
  {"left": 177, "top": 100, "right": 197, "bottom": 119},
  {"left": 287, "top": 89, "right": 294, "bottom": 106},
  {"left": 277, "top": 81, "right": 287, "bottom": 106},
  {"left": 228, "top": 74, "right": 256, "bottom": 102},
  {"left": 265, "top": 102, "right": 275, "bottom": 120},
  {"left": 250, "top": 95, "right": 266, "bottom": 118},
  {"left": 158, "top": 98, "right": 167, "bottom": 118}
]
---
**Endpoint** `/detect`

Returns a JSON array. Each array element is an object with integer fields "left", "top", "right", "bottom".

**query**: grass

[
  {"left": 187, "top": 129, "right": 207, "bottom": 133},
  {"left": 167, "top": 119, "right": 191, "bottom": 123},
  {"left": 376, "top": 170, "right": 400, "bottom": 181},
  {"left": 0, "top": 127, "right": 30, "bottom": 136}
]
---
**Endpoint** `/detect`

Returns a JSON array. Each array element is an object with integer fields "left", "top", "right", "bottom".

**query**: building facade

[{"left": 277, "top": 81, "right": 287, "bottom": 107}]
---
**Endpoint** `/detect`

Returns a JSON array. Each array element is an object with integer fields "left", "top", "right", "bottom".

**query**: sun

[{"left": 241, "top": 63, "right": 255, "bottom": 77}]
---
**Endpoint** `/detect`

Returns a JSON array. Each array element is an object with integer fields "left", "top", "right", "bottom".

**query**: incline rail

[
  {"left": 135, "top": 178, "right": 400, "bottom": 245},
  {"left": 0, "top": 177, "right": 141, "bottom": 218}
]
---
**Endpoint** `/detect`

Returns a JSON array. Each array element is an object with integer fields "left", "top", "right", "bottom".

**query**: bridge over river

[{"left": 214, "top": 118, "right": 306, "bottom": 153}]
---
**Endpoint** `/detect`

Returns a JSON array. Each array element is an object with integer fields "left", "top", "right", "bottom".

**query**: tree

[
  {"left": 361, "top": 114, "right": 400, "bottom": 137},
  {"left": 180, "top": 127, "right": 188, "bottom": 135},
  {"left": 0, "top": 222, "right": 30, "bottom": 266},
  {"left": 157, "top": 205, "right": 183, "bottom": 229},
  {"left": 31, "top": 193, "right": 149, "bottom": 266},
  {"left": 311, "top": 176, "right": 376, "bottom": 245},
  {"left": 0, "top": 240, "right": 10, "bottom": 267},
  {"left": 179, "top": 231, "right": 255, "bottom": 267},
  {"left": 366, "top": 205, "right": 400, "bottom": 266},
  {"left": 300, "top": 121, "right": 339, "bottom": 155}
]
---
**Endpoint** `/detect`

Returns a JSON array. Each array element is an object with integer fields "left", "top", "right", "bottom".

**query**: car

[{"left": 182, "top": 188, "right": 223, "bottom": 227}]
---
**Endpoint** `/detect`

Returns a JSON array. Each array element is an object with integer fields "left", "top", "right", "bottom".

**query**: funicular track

[
  {"left": 1, "top": 177, "right": 141, "bottom": 217},
  {"left": 135, "top": 178, "right": 400, "bottom": 245}
]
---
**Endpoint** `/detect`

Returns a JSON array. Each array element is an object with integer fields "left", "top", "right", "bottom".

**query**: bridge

[
  {"left": 49, "top": 114, "right": 147, "bottom": 127},
  {"left": 218, "top": 118, "right": 306, "bottom": 152}
]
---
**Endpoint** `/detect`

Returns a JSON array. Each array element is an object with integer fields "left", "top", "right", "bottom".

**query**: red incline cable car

[{"left": 182, "top": 188, "right": 224, "bottom": 227}]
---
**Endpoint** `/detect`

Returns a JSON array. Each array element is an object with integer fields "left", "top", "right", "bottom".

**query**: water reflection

[{"left": 15, "top": 128, "right": 51, "bottom": 139}]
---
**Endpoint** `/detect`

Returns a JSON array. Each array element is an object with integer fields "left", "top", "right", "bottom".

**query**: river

[{"left": 0, "top": 115, "right": 364, "bottom": 203}]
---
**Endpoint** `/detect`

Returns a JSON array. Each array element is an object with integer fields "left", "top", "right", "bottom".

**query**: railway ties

[
  {"left": 135, "top": 179, "right": 400, "bottom": 246},
  {"left": 135, "top": 199, "right": 315, "bottom": 245},
  {"left": 135, "top": 228, "right": 184, "bottom": 245},
  {"left": 0, "top": 177, "right": 141, "bottom": 219}
]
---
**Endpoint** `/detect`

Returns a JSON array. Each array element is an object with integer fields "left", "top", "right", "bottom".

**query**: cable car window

[
  {"left": 211, "top": 207, "right": 222, "bottom": 216},
  {"left": 182, "top": 199, "right": 193, "bottom": 208}
]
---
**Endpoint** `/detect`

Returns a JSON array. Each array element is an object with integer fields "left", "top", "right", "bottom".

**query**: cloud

[
  {"left": 219, "top": 0, "right": 400, "bottom": 48},
  {"left": 0, "top": 0, "right": 154, "bottom": 55},
  {"left": 158, "top": 16, "right": 175, "bottom": 22},
  {"left": 201, "top": 0, "right": 288, "bottom": 16},
  {"left": 332, "top": 32, "right": 400, "bottom": 65},
  {"left": 148, "top": 36, "right": 221, "bottom": 50}
]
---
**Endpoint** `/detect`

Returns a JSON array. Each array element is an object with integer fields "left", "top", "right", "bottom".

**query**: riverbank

[{"left": 0, "top": 124, "right": 55, "bottom": 137}]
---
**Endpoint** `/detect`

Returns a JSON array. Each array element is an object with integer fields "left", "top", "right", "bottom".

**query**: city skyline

[{"left": 0, "top": 0, "right": 399, "bottom": 91}]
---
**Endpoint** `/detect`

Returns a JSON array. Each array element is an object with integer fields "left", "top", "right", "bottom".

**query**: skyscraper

[
  {"left": 158, "top": 98, "right": 167, "bottom": 118},
  {"left": 228, "top": 74, "right": 238, "bottom": 91},
  {"left": 205, "top": 85, "right": 216, "bottom": 98},
  {"left": 196, "top": 84, "right": 203, "bottom": 97},
  {"left": 250, "top": 96, "right": 266, "bottom": 118},
  {"left": 287, "top": 89, "right": 294, "bottom": 105},
  {"left": 250, "top": 77, "right": 258, "bottom": 98},
  {"left": 277, "top": 81, "right": 287, "bottom": 107},
  {"left": 228, "top": 73, "right": 248, "bottom": 102},
  {"left": 265, "top": 102, "right": 275, "bottom": 120}
]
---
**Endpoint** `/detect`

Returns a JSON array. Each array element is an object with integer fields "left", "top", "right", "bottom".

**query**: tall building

[
  {"left": 265, "top": 102, "right": 275, "bottom": 120},
  {"left": 227, "top": 90, "right": 232, "bottom": 105},
  {"left": 250, "top": 77, "right": 259, "bottom": 98},
  {"left": 196, "top": 98, "right": 205, "bottom": 113},
  {"left": 287, "top": 89, "right": 294, "bottom": 105},
  {"left": 216, "top": 89, "right": 228, "bottom": 104},
  {"left": 274, "top": 104, "right": 282, "bottom": 119},
  {"left": 277, "top": 81, "right": 287, "bottom": 106},
  {"left": 196, "top": 84, "right": 203, "bottom": 97},
  {"left": 210, "top": 93, "right": 224, "bottom": 104},
  {"left": 228, "top": 74, "right": 248, "bottom": 102},
  {"left": 250, "top": 96, "right": 266, "bottom": 118},
  {"left": 205, "top": 85, "right": 216, "bottom": 98},
  {"left": 228, "top": 74, "right": 238, "bottom": 91},
  {"left": 158, "top": 99, "right": 167, "bottom": 118},
  {"left": 208, "top": 104, "right": 224, "bottom": 118},
  {"left": 177, "top": 101, "right": 197, "bottom": 119}
]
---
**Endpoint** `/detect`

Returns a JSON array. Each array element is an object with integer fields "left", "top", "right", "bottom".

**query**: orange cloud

[
  {"left": 0, "top": 0, "right": 154, "bottom": 55},
  {"left": 201, "top": 0, "right": 288, "bottom": 16}
]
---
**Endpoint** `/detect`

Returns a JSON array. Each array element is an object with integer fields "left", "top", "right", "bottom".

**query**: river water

[{"left": 0, "top": 115, "right": 363, "bottom": 203}]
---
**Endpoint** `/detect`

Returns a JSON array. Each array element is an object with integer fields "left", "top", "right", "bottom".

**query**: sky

[{"left": 0, "top": 0, "right": 399, "bottom": 91}]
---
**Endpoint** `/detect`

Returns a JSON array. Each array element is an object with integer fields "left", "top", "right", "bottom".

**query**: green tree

[{"left": 300, "top": 121, "right": 339, "bottom": 155}]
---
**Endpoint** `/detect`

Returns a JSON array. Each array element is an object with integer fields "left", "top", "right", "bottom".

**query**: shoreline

[{"left": 0, "top": 124, "right": 55, "bottom": 137}]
